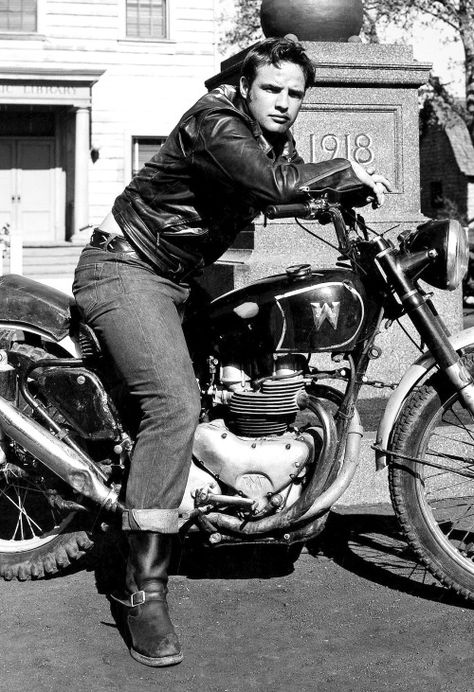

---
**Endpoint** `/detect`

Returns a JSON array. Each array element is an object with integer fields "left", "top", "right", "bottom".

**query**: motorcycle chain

[
  {"left": 310, "top": 368, "right": 399, "bottom": 390},
  {"left": 359, "top": 376, "right": 399, "bottom": 390}
]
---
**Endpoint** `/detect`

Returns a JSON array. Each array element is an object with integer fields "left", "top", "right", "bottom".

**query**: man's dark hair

[{"left": 241, "top": 37, "right": 315, "bottom": 90}]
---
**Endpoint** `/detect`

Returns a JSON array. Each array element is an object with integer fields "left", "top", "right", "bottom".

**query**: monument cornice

[
  {"left": 206, "top": 42, "right": 432, "bottom": 91},
  {"left": 310, "top": 62, "right": 431, "bottom": 87},
  {"left": 206, "top": 63, "right": 431, "bottom": 90}
]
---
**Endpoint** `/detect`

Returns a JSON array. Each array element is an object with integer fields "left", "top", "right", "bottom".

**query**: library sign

[{"left": 0, "top": 82, "right": 92, "bottom": 107}]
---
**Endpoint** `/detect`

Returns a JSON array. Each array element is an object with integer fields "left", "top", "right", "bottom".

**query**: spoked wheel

[
  {"left": 0, "top": 342, "right": 94, "bottom": 580},
  {"left": 0, "top": 473, "right": 73, "bottom": 549},
  {"left": 389, "top": 354, "right": 474, "bottom": 600},
  {"left": 0, "top": 469, "right": 93, "bottom": 580}
]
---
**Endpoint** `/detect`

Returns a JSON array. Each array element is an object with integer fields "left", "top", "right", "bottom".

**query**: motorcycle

[{"left": 0, "top": 182, "right": 473, "bottom": 602}]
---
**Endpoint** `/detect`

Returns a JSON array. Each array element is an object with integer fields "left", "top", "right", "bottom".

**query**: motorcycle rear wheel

[
  {"left": 0, "top": 342, "right": 94, "bottom": 580},
  {"left": 389, "top": 354, "right": 474, "bottom": 600},
  {"left": 0, "top": 473, "right": 94, "bottom": 580}
]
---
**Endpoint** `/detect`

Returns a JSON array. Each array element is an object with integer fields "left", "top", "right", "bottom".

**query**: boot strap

[{"left": 111, "top": 590, "right": 166, "bottom": 608}]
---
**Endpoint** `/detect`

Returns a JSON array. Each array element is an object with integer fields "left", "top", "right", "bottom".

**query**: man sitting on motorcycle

[{"left": 72, "top": 36, "right": 391, "bottom": 668}]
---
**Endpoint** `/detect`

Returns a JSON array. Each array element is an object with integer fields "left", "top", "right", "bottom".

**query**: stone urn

[{"left": 260, "top": 0, "right": 364, "bottom": 42}]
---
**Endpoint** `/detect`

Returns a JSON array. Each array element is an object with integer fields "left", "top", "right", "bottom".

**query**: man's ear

[{"left": 239, "top": 76, "right": 249, "bottom": 99}]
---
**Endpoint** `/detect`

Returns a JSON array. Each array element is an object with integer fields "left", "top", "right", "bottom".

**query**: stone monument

[{"left": 203, "top": 1, "right": 460, "bottom": 394}]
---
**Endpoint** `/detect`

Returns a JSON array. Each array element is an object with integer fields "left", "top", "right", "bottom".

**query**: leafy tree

[
  {"left": 219, "top": 0, "right": 262, "bottom": 53},
  {"left": 364, "top": 0, "right": 474, "bottom": 130},
  {"left": 220, "top": 0, "right": 474, "bottom": 129}
]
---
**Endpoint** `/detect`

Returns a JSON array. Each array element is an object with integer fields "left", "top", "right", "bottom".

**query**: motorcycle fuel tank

[{"left": 209, "top": 266, "right": 368, "bottom": 354}]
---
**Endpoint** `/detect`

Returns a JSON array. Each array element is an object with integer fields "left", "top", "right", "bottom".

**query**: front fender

[{"left": 375, "top": 326, "right": 474, "bottom": 469}]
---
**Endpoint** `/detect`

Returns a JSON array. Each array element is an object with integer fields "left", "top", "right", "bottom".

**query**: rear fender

[
  {"left": 0, "top": 321, "right": 77, "bottom": 351},
  {"left": 0, "top": 274, "right": 71, "bottom": 342},
  {"left": 0, "top": 324, "right": 79, "bottom": 358},
  {"left": 375, "top": 326, "right": 474, "bottom": 468},
  {"left": 0, "top": 274, "right": 79, "bottom": 356}
]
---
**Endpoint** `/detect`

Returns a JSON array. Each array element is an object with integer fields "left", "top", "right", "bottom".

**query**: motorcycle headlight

[{"left": 408, "top": 219, "right": 469, "bottom": 291}]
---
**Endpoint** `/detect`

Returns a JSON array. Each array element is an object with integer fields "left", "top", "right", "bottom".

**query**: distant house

[
  {"left": 420, "top": 104, "right": 474, "bottom": 225},
  {"left": 0, "top": 0, "right": 217, "bottom": 287}
]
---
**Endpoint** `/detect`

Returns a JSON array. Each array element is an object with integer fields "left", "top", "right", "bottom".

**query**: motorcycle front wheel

[{"left": 390, "top": 354, "right": 474, "bottom": 600}]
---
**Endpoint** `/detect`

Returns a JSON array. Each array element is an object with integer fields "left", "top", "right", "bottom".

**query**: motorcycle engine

[
  {"left": 180, "top": 354, "right": 323, "bottom": 518},
  {"left": 216, "top": 354, "right": 307, "bottom": 437}
]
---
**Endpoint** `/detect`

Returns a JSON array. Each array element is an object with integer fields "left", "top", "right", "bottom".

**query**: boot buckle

[{"left": 130, "top": 590, "right": 146, "bottom": 607}]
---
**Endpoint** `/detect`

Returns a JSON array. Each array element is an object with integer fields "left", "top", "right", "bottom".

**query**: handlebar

[
  {"left": 265, "top": 197, "right": 356, "bottom": 256},
  {"left": 265, "top": 182, "right": 375, "bottom": 221},
  {"left": 266, "top": 202, "right": 314, "bottom": 220}
]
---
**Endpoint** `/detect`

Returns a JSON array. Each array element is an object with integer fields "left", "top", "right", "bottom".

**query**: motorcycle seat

[{"left": 0, "top": 273, "right": 73, "bottom": 341}]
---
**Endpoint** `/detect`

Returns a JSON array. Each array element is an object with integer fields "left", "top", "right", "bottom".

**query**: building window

[
  {"left": 126, "top": 0, "right": 167, "bottom": 40},
  {"left": 132, "top": 136, "right": 166, "bottom": 176},
  {"left": 0, "top": 0, "right": 37, "bottom": 32}
]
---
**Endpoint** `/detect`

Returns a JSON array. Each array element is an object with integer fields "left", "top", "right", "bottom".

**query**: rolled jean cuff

[{"left": 122, "top": 508, "right": 179, "bottom": 533}]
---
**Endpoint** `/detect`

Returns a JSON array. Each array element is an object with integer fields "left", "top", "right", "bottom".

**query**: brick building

[{"left": 420, "top": 107, "right": 474, "bottom": 225}]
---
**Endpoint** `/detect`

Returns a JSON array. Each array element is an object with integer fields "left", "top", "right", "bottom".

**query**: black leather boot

[{"left": 111, "top": 531, "right": 183, "bottom": 667}]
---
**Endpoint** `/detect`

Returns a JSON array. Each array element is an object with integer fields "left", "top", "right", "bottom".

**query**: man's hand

[{"left": 350, "top": 161, "right": 393, "bottom": 208}]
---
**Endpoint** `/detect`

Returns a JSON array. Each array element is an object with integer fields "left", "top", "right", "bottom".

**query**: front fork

[{"left": 373, "top": 237, "right": 474, "bottom": 413}]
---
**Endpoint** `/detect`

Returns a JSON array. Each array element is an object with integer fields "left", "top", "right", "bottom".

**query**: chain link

[
  {"left": 359, "top": 376, "right": 399, "bottom": 390},
  {"left": 309, "top": 369, "right": 399, "bottom": 391}
]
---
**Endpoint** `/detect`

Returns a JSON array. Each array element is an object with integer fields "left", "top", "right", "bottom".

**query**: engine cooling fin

[{"left": 229, "top": 376, "right": 305, "bottom": 436}]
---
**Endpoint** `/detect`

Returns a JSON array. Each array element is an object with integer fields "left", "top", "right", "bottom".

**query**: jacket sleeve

[{"left": 183, "top": 110, "right": 358, "bottom": 209}]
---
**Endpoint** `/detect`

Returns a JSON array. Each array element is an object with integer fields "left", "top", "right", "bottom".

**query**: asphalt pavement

[
  {"left": 2, "top": 312, "right": 474, "bottom": 692},
  {"left": 1, "top": 504, "right": 473, "bottom": 692}
]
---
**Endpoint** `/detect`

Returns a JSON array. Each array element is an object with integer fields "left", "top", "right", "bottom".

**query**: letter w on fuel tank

[{"left": 311, "top": 301, "right": 341, "bottom": 330}]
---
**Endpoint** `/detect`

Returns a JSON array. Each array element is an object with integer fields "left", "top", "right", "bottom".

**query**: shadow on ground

[
  {"left": 314, "top": 508, "right": 474, "bottom": 608},
  {"left": 91, "top": 528, "right": 302, "bottom": 594},
  {"left": 91, "top": 506, "right": 473, "bottom": 609}
]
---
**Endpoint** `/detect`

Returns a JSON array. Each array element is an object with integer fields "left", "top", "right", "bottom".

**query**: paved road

[
  {"left": 1, "top": 505, "right": 473, "bottom": 692},
  {"left": 2, "top": 313, "right": 474, "bottom": 692}
]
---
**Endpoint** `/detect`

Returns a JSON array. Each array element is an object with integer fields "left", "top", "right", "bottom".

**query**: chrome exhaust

[{"left": 0, "top": 394, "right": 120, "bottom": 510}]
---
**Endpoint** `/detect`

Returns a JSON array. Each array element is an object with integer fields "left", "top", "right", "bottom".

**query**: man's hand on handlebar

[{"left": 350, "top": 161, "right": 393, "bottom": 208}]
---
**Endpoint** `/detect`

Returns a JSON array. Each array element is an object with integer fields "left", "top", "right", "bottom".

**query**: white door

[{"left": 0, "top": 138, "right": 57, "bottom": 243}]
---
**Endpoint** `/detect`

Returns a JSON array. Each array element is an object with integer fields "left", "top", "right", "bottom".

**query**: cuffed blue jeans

[{"left": 72, "top": 246, "right": 201, "bottom": 533}]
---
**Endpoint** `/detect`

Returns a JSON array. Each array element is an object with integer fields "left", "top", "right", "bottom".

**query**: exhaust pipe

[
  {"left": 0, "top": 394, "right": 121, "bottom": 511},
  {"left": 204, "top": 404, "right": 363, "bottom": 537}
]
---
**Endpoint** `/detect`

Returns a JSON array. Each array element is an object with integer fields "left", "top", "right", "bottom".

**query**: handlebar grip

[{"left": 265, "top": 202, "right": 312, "bottom": 219}]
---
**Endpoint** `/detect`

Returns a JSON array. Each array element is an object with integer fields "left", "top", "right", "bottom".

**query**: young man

[{"left": 73, "top": 37, "right": 390, "bottom": 668}]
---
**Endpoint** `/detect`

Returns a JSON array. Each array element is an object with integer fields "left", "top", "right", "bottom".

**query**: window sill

[
  {"left": 118, "top": 37, "right": 175, "bottom": 45},
  {"left": 0, "top": 32, "right": 46, "bottom": 41}
]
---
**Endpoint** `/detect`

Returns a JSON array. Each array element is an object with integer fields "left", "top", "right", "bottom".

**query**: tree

[
  {"left": 219, "top": 0, "right": 474, "bottom": 129},
  {"left": 219, "top": 0, "right": 261, "bottom": 54},
  {"left": 364, "top": 0, "right": 474, "bottom": 130}
]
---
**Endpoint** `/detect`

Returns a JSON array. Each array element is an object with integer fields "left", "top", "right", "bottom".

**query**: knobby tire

[
  {"left": 0, "top": 343, "right": 94, "bottom": 580},
  {"left": 389, "top": 353, "right": 474, "bottom": 600}
]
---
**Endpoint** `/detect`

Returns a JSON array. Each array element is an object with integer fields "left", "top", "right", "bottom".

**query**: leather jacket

[{"left": 112, "top": 85, "right": 359, "bottom": 281}]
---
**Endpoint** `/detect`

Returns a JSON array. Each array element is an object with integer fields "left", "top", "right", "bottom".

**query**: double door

[{"left": 0, "top": 138, "right": 62, "bottom": 243}]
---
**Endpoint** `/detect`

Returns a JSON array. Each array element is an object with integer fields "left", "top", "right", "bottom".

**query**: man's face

[{"left": 239, "top": 60, "right": 306, "bottom": 137}]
